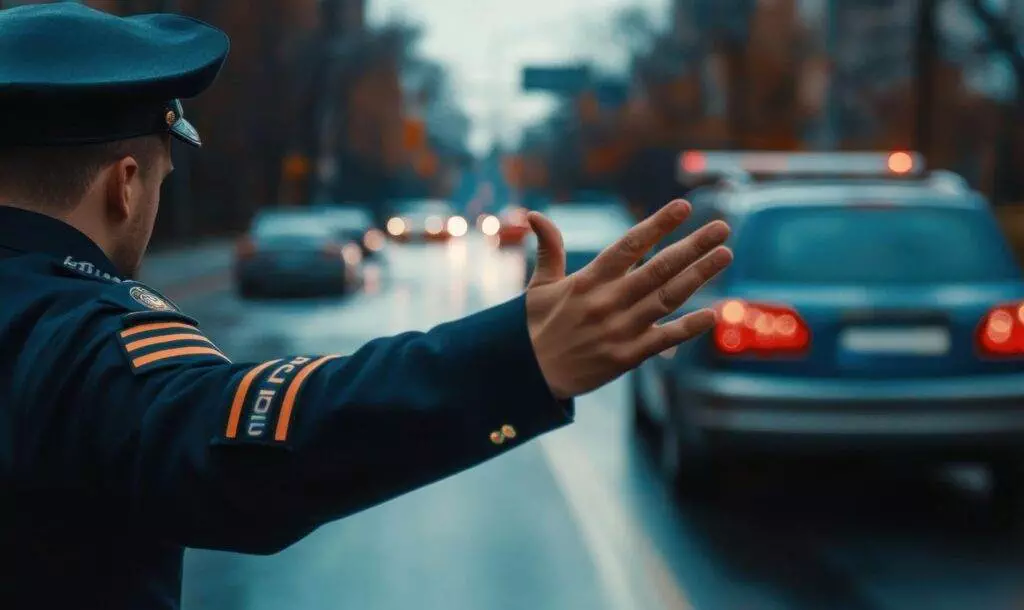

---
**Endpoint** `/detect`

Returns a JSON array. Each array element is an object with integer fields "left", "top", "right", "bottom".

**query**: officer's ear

[{"left": 104, "top": 155, "right": 141, "bottom": 222}]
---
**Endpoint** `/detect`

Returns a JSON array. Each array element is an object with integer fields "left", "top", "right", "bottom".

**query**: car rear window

[
  {"left": 545, "top": 205, "right": 632, "bottom": 249},
  {"left": 547, "top": 205, "right": 632, "bottom": 232},
  {"left": 326, "top": 210, "right": 371, "bottom": 229},
  {"left": 395, "top": 201, "right": 452, "bottom": 216},
  {"left": 254, "top": 216, "right": 333, "bottom": 239},
  {"left": 736, "top": 205, "right": 1019, "bottom": 284}
]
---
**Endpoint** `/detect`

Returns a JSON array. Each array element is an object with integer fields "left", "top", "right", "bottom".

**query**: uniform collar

[{"left": 0, "top": 205, "right": 121, "bottom": 277}]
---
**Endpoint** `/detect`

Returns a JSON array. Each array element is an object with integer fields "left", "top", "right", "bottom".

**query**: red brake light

[
  {"left": 713, "top": 300, "right": 811, "bottom": 356},
  {"left": 977, "top": 301, "right": 1024, "bottom": 357}
]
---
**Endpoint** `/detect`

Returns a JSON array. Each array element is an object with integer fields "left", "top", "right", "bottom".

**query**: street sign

[{"left": 522, "top": 65, "right": 591, "bottom": 94}]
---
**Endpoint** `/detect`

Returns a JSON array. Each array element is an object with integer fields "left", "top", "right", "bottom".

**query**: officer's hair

[{"left": 0, "top": 134, "right": 168, "bottom": 210}]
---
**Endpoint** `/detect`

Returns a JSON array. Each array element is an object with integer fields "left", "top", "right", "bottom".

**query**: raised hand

[{"left": 525, "top": 199, "right": 732, "bottom": 399}]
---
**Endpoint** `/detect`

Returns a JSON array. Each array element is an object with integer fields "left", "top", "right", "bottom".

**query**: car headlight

[
  {"left": 480, "top": 215, "right": 500, "bottom": 236},
  {"left": 342, "top": 243, "right": 363, "bottom": 265},
  {"left": 386, "top": 217, "right": 406, "bottom": 236},
  {"left": 447, "top": 215, "right": 468, "bottom": 237}
]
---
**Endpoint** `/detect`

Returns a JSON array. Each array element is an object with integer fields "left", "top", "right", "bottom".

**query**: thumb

[{"left": 527, "top": 211, "right": 565, "bottom": 287}]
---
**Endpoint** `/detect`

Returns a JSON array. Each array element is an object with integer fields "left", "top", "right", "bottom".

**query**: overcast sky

[{"left": 367, "top": 0, "right": 668, "bottom": 155}]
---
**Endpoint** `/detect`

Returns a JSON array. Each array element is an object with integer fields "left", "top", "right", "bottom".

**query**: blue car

[
  {"left": 631, "top": 152, "right": 1024, "bottom": 498},
  {"left": 522, "top": 200, "right": 635, "bottom": 286}
]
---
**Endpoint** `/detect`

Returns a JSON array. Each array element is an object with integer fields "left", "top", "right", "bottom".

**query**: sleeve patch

[
  {"left": 220, "top": 354, "right": 341, "bottom": 447},
  {"left": 117, "top": 316, "right": 230, "bottom": 374}
]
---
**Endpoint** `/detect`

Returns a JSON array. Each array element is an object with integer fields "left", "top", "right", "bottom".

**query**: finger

[
  {"left": 527, "top": 211, "right": 565, "bottom": 287},
  {"left": 619, "top": 220, "right": 730, "bottom": 305},
  {"left": 580, "top": 199, "right": 691, "bottom": 283},
  {"left": 638, "top": 307, "right": 718, "bottom": 359},
  {"left": 631, "top": 246, "right": 733, "bottom": 327}
]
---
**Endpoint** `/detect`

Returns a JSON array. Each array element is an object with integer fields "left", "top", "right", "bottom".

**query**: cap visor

[{"left": 169, "top": 117, "right": 202, "bottom": 147}]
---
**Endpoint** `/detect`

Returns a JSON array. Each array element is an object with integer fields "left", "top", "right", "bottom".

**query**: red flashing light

[
  {"left": 713, "top": 300, "right": 811, "bottom": 356},
  {"left": 682, "top": 151, "right": 706, "bottom": 173},
  {"left": 977, "top": 301, "right": 1024, "bottom": 357},
  {"left": 888, "top": 151, "right": 914, "bottom": 174}
]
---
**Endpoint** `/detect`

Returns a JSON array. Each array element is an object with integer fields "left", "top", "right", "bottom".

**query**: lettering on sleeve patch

[
  {"left": 220, "top": 354, "right": 341, "bottom": 447},
  {"left": 117, "top": 315, "right": 230, "bottom": 374}
]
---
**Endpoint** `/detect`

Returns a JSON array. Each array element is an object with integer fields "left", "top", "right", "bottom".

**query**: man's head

[
  {"left": 0, "top": 134, "right": 173, "bottom": 275},
  {"left": 0, "top": 1, "right": 230, "bottom": 274}
]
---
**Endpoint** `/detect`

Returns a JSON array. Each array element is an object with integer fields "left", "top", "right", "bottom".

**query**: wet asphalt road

[{"left": 143, "top": 236, "right": 1024, "bottom": 610}]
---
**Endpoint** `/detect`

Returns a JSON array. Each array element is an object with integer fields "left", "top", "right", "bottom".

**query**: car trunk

[{"left": 709, "top": 282, "right": 1024, "bottom": 378}]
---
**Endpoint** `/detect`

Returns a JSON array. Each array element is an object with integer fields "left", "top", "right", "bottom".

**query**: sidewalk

[{"left": 137, "top": 238, "right": 235, "bottom": 295}]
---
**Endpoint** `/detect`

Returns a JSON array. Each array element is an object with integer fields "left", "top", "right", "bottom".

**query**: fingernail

[{"left": 670, "top": 200, "right": 690, "bottom": 219}]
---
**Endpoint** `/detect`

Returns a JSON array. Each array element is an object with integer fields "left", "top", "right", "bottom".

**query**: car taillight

[
  {"left": 713, "top": 299, "right": 811, "bottom": 356},
  {"left": 363, "top": 229, "right": 385, "bottom": 252},
  {"left": 977, "top": 301, "right": 1024, "bottom": 357},
  {"left": 236, "top": 236, "right": 256, "bottom": 259}
]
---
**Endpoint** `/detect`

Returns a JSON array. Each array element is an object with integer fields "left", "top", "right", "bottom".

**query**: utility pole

[
  {"left": 158, "top": 0, "right": 195, "bottom": 241},
  {"left": 820, "top": 0, "right": 839, "bottom": 150},
  {"left": 301, "top": 0, "right": 341, "bottom": 205},
  {"left": 914, "top": 0, "right": 938, "bottom": 158}
]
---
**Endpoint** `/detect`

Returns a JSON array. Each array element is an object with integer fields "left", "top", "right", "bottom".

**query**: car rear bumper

[
  {"left": 679, "top": 370, "right": 1024, "bottom": 455},
  {"left": 236, "top": 260, "right": 354, "bottom": 295}
]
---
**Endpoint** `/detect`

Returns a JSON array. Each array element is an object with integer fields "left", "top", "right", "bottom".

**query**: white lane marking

[{"left": 540, "top": 433, "right": 695, "bottom": 610}]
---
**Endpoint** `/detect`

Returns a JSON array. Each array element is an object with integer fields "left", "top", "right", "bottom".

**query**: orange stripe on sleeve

[
  {"left": 125, "top": 332, "right": 214, "bottom": 352},
  {"left": 120, "top": 321, "right": 196, "bottom": 338},
  {"left": 131, "top": 346, "right": 226, "bottom": 368},
  {"left": 225, "top": 359, "right": 282, "bottom": 439},
  {"left": 274, "top": 355, "right": 342, "bottom": 441}
]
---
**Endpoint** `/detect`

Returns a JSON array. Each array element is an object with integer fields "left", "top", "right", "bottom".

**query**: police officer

[{"left": 0, "top": 3, "right": 732, "bottom": 609}]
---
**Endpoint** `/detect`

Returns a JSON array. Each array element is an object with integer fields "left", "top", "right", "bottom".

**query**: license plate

[{"left": 839, "top": 327, "right": 950, "bottom": 356}]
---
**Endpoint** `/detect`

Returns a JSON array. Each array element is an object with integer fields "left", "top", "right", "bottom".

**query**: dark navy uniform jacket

[{"left": 0, "top": 206, "right": 574, "bottom": 609}]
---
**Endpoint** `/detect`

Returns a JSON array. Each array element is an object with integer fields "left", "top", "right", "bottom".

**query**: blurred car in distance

[
  {"left": 312, "top": 202, "right": 386, "bottom": 260},
  {"left": 522, "top": 200, "right": 635, "bottom": 285},
  {"left": 234, "top": 208, "right": 364, "bottom": 298},
  {"left": 630, "top": 151, "right": 1024, "bottom": 506},
  {"left": 385, "top": 199, "right": 467, "bottom": 242},
  {"left": 478, "top": 204, "right": 531, "bottom": 247}
]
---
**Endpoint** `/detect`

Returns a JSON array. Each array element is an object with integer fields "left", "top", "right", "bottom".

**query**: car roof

[
  {"left": 254, "top": 208, "right": 321, "bottom": 221},
  {"left": 312, "top": 201, "right": 371, "bottom": 211},
  {"left": 699, "top": 177, "right": 987, "bottom": 216},
  {"left": 393, "top": 198, "right": 450, "bottom": 207}
]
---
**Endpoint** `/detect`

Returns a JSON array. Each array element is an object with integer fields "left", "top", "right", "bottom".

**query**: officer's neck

[{"left": 0, "top": 194, "right": 120, "bottom": 268}]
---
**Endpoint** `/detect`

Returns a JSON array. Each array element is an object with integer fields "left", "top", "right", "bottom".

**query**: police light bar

[{"left": 677, "top": 151, "right": 925, "bottom": 182}]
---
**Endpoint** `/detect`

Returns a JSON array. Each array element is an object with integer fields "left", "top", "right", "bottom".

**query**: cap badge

[{"left": 165, "top": 110, "right": 177, "bottom": 125}]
